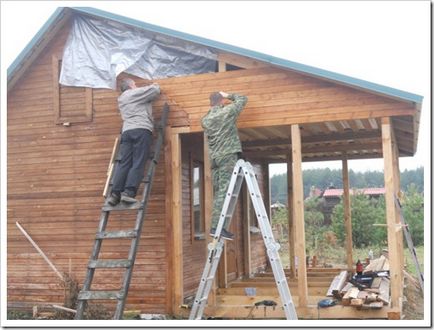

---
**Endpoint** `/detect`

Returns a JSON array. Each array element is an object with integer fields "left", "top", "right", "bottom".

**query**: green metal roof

[{"left": 8, "top": 6, "right": 423, "bottom": 105}]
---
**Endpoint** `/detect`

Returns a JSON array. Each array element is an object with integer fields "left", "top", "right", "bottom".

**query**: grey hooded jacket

[{"left": 118, "top": 83, "right": 160, "bottom": 133}]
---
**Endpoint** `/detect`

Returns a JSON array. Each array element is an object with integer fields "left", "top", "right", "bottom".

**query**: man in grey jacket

[{"left": 107, "top": 78, "right": 160, "bottom": 205}]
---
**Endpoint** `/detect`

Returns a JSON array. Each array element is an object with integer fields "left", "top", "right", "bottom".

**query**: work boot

[
  {"left": 121, "top": 191, "right": 138, "bottom": 204},
  {"left": 107, "top": 192, "right": 120, "bottom": 206},
  {"left": 209, "top": 227, "right": 234, "bottom": 240}
]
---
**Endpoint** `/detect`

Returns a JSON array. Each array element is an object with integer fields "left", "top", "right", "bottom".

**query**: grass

[{"left": 277, "top": 240, "right": 424, "bottom": 276}]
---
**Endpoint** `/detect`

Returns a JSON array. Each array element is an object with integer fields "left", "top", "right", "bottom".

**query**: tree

[
  {"left": 401, "top": 183, "right": 424, "bottom": 246},
  {"left": 331, "top": 194, "right": 386, "bottom": 248}
]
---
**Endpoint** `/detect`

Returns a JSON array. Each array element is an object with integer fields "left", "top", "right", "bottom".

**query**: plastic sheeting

[{"left": 60, "top": 15, "right": 217, "bottom": 89}]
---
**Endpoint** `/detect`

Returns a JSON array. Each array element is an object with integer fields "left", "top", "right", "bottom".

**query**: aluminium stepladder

[
  {"left": 394, "top": 196, "right": 424, "bottom": 294},
  {"left": 189, "top": 159, "right": 297, "bottom": 320},
  {"left": 75, "top": 103, "right": 170, "bottom": 320}
]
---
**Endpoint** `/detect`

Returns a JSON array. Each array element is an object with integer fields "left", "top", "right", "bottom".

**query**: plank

[
  {"left": 378, "top": 278, "right": 390, "bottom": 305},
  {"left": 331, "top": 271, "right": 348, "bottom": 296},
  {"left": 381, "top": 117, "right": 402, "bottom": 309},
  {"left": 291, "top": 124, "right": 308, "bottom": 307}
]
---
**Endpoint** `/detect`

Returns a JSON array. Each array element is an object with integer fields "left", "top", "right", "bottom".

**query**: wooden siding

[
  {"left": 156, "top": 67, "right": 415, "bottom": 133},
  {"left": 7, "top": 21, "right": 169, "bottom": 313}
]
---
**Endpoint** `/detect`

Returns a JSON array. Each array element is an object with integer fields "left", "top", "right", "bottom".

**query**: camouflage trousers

[{"left": 211, "top": 153, "right": 239, "bottom": 230}]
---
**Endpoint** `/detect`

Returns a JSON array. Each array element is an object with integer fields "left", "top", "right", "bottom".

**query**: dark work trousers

[{"left": 112, "top": 128, "right": 152, "bottom": 197}]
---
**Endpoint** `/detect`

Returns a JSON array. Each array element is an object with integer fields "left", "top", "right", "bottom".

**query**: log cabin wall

[{"left": 7, "top": 19, "right": 169, "bottom": 313}]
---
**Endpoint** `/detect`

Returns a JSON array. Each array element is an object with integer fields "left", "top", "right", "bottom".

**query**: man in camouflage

[{"left": 201, "top": 91, "right": 248, "bottom": 240}]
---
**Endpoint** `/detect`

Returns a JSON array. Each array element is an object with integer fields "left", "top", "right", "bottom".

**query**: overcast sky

[{"left": 1, "top": 1, "right": 430, "bottom": 174}]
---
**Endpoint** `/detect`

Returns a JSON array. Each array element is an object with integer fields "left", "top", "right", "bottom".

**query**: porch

[{"left": 204, "top": 267, "right": 395, "bottom": 319}]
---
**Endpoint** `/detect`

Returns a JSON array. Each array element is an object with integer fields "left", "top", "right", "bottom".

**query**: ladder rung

[
  {"left": 78, "top": 290, "right": 124, "bottom": 300},
  {"left": 88, "top": 259, "right": 132, "bottom": 269},
  {"left": 102, "top": 202, "right": 143, "bottom": 212},
  {"left": 96, "top": 230, "right": 137, "bottom": 239}
]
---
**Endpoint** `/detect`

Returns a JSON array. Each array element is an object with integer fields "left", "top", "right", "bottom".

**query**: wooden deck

[{"left": 202, "top": 268, "right": 396, "bottom": 319}]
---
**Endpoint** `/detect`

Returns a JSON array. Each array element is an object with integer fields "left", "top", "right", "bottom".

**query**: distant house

[
  {"left": 322, "top": 187, "right": 386, "bottom": 224},
  {"left": 271, "top": 201, "right": 286, "bottom": 216}
]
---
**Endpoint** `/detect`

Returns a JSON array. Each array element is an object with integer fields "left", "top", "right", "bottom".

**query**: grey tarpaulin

[{"left": 60, "top": 15, "right": 217, "bottom": 89}]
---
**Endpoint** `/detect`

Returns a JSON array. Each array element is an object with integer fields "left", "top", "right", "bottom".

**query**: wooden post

[
  {"left": 381, "top": 117, "right": 402, "bottom": 309},
  {"left": 287, "top": 153, "right": 295, "bottom": 278},
  {"left": 170, "top": 130, "right": 183, "bottom": 313},
  {"left": 342, "top": 157, "right": 353, "bottom": 271},
  {"left": 165, "top": 127, "right": 174, "bottom": 314},
  {"left": 291, "top": 124, "right": 308, "bottom": 307}
]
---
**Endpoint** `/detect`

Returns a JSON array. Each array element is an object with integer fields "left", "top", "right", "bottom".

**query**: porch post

[
  {"left": 170, "top": 129, "right": 183, "bottom": 313},
  {"left": 287, "top": 153, "right": 296, "bottom": 278},
  {"left": 291, "top": 124, "right": 308, "bottom": 307},
  {"left": 342, "top": 157, "right": 353, "bottom": 271},
  {"left": 381, "top": 117, "right": 402, "bottom": 309}
]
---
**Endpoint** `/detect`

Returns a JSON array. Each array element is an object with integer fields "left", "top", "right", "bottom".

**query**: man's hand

[{"left": 219, "top": 91, "right": 229, "bottom": 98}]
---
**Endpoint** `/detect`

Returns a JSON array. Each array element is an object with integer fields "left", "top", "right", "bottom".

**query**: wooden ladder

[{"left": 75, "top": 103, "right": 170, "bottom": 319}]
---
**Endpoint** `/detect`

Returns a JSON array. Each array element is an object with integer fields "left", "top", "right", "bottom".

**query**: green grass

[{"left": 277, "top": 241, "right": 424, "bottom": 276}]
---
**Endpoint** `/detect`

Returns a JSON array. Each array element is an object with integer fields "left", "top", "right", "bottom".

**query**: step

[
  {"left": 96, "top": 230, "right": 138, "bottom": 239},
  {"left": 102, "top": 201, "right": 143, "bottom": 211},
  {"left": 88, "top": 259, "right": 132, "bottom": 269},
  {"left": 77, "top": 290, "right": 124, "bottom": 300}
]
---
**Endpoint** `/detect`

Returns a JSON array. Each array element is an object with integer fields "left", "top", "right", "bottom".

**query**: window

[
  {"left": 52, "top": 55, "right": 93, "bottom": 124},
  {"left": 191, "top": 159, "right": 205, "bottom": 240}
]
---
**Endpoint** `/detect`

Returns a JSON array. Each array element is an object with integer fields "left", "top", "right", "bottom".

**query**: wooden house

[{"left": 7, "top": 7, "right": 423, "bottom": 320}]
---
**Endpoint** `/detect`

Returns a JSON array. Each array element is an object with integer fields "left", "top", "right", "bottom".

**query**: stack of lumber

[
  {"left": 340, "top": 278, "right": 390, "bottom": 309},
  {"left": 325, "top": 256, "right": 390, "bottom": 309}
]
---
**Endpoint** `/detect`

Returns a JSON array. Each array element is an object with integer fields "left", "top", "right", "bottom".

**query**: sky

[{"left": 1, "top": 1, "right": 431, "bottom": 175}]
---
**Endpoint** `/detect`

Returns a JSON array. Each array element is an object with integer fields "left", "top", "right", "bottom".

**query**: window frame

[{"left": 52, "top": 54, "right": 93, "bottom": 125}]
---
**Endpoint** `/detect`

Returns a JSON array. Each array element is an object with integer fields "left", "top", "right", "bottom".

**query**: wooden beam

[
  {"left": 286, "top": 153, "right": 295, "bottom": 278},
  {"left": 342, "top": 157, "right": 353, "bottom": 271},
  {"left": 381, "top": 117, "right": 402, "bottom": 309},
  {"left": 164, "top": 127, "right": 174, "bottom": 314},
  {"left": 170, "top": 129, "right": 183, "bottom": 313},
  {"left": 243, "top": 141, "right": 382, "bottom": 158},
  {"left": 242, "top": 130, "right": 381, "bottom": 148},
  {"left": 291, "top": 124, "right": 308, "bottom": 307}
]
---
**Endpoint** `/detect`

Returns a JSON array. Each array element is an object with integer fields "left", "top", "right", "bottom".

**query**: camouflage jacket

[{"left": 201, "top": 93, "right": 248, "bottom": 160}]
